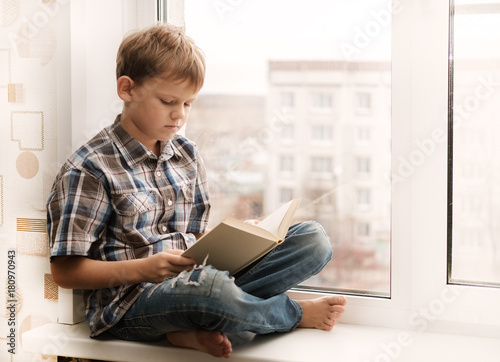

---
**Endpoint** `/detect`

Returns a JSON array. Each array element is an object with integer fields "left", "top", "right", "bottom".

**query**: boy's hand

[{"left": 140, "top": 250, "right": 196, "bottom": 283}]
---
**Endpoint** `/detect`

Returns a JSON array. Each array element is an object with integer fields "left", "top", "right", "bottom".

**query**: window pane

[
  {"left": 185, "top": 0, "right": 391, "bottom": 296},
  {"left": 450, "top": 1, "right": 500, "bottom": 287}
]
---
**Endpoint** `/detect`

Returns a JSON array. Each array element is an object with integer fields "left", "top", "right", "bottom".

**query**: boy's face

[{"left": 120, "top": 76, "right": 198, "bottom": 152}]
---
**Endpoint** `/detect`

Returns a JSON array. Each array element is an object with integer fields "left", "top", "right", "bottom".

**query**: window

[
  {"left": 356, "top": 156, "right": 371, "bottom": 175},
  {"left": 279, "top": 154, "right": 294, "bottom": 173},
  {"left": 356, "top": 126, "right": 372, "bottom": 143},
  {"left": 280, "top": 91, "right": 295, "bottom": 110},
  {"left": 356, "top": 188, "right": 371, "bottom": 210},
  {"left": 449, "top": 1, "right": 500, "bottom": 287},
  {"left": 68, "top": 0, "right": 500, "bottom": 341},
  {"left": 311, "top": 156, "right": 333, "bottom": 174},
  {"left": 357, "top": 222, "right": 371, "bottom": 237},
  {"left": 311, "top": 92, "right": 333, "bottom": 110},
  {"left": 184, "top": 0, "right": 391, "bottom": 298},
  {"left": 279, "top": 124, "right": 294, "bottom": 142},
  {"left": 356, "top": 92, "right": 372, "bottom": 112},
  {"left": 311, "top": 124, "right": 333, "bottom": 142}
]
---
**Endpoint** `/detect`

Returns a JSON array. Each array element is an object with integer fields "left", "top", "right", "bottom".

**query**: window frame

[
  {"left": 289, "top": 0, "right": 500, "bottom": 337},
  {"left": 64, "top": 0, "right": 500, "bottom": 338}
]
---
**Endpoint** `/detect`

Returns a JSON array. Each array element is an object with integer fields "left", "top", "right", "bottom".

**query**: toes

[
  {"left": 331, "top": 295, "right": 347, "bottom": 306},
  {"left": 331, "top": 305, "right": 346, "bottom": 313}
]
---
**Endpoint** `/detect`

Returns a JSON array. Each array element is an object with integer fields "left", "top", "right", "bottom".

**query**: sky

[{"left": 184, "top": 0, "right": 392, "bottom": 94}]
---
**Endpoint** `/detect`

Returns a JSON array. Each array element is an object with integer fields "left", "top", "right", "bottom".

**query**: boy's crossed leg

[{"left": 166, "top": 295, "right": 347, "bottom": 358}]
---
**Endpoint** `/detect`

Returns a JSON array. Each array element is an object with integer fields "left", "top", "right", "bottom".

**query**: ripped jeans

[{"left": 107, "top": 221, "right": 332, "bottom": 342}]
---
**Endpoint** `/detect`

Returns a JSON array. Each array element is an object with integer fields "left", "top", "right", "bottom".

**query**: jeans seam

[{"left": 290, "top": 299, "right": 303, "bottom": 330}]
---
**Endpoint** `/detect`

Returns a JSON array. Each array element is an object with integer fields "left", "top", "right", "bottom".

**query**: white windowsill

[{"left": 23, "top": 321, "right": 500, "bottom": 362}]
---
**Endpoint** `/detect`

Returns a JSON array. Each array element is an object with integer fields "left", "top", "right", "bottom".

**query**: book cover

[{"left": 183, "top": 199, "right": 301, "bottom": 275}]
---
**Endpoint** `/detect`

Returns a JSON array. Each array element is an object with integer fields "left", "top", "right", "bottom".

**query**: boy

[{"left": 47, "top": 24, "right": 346, "bottom": 358}]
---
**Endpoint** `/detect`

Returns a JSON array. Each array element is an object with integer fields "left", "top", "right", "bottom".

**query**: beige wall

[{"left": 0, "top": 1, "right": 63, "bottom": 361}]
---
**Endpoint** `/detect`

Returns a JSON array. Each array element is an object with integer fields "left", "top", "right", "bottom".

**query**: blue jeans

[{"left": 107, "top": 221, "right": 332, "bottom": 342}]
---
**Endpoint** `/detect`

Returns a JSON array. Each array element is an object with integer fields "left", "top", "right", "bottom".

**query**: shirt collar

[{"left": 108, "top": 115, "right": 182, "bottom": 167}]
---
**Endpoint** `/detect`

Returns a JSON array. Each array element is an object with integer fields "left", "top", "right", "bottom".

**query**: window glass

[
  {"left": 449, "top": 0, "right": 500, "bottom": 287},
  {"left": 185, "top": 0, "right": 391, "bottom": 296}
]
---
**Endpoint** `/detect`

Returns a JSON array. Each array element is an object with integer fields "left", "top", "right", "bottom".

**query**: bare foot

[
  {"left": 166, "top": 329, "right": 232, "bottom": 358},
  {"left": 297, "top": 295, "right": 347, "bottom": 331}
]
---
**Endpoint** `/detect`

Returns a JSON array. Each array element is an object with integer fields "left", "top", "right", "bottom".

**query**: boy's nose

[{"left": 171, "top": 106, "right": 185, "bottom": 120}]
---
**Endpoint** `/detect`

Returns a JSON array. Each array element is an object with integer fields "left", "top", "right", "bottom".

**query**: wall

[
  {"left": 0, "top": 1, "right": 63, "bottom": 361},
  {"left": 0, "top": 1, "right": 157, "bottom": 361}
]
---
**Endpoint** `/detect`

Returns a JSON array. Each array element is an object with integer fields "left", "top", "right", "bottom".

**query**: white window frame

[
  {"left": 291, "top": 0, "right": 500, "bottom": 338},
  {"left": 63, "top": 0, "right": 500, "bottom": 339}
]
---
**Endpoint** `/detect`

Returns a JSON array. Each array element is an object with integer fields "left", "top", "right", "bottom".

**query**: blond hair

[{"left": 116, "top": 24, "right": 205, "bottom": 90}]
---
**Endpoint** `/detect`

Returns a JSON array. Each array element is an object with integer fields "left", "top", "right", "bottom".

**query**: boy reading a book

[{"left": 47, "top": 24, "right": 346, "bottom": 358}]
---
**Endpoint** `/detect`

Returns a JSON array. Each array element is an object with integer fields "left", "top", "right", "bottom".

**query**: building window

[
  {"left": 357, "top": 222, "right": 370, "bottom": 236},
  {"left": 356, "top": 188, "right": 371, "bottom": 210},
  {"left": 311, "top": 92, "right": 333, "bottom": 109},
  {"left": 356, "top": 126, "right": 372, "bottom": 143},
  {"left": 279, "top": 155, "right": 294, "bottom": 173},
  {"left": 311, "top": 125, "right": 333, "bottom": 142},
  {"left": 311, "top": 156, "right": 333, "bottom": 174},
  {"left": 279, "top": 124, "right": 294, "bottom": 141},
  {"left": 356, "top": 92, "right": 372, "bottom": 112},
  {"left": 356, "top": 157, "right": 371, "bottom": 175},
  {"left": 280, "top": 92, "right": 294, "bottom": 110}
]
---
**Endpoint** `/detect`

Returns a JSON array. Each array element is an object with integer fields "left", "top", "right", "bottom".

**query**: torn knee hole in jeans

[
  {"left": 146, "top": 255, "right": 210, "bottom": 298},
  {"left": 170, "top": 254, "right": 209, "bottom": 288}
]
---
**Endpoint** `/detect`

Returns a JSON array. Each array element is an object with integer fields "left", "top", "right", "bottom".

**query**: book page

[
  {"left": 183, "top": 218, "right": 278, "bottom": 275},
  {"left": 256, "top": 199, "right": 300, "bottom": 239}
]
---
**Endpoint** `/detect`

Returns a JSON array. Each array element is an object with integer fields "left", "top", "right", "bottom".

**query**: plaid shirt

[{"left": 47, "top": 115, "right": 210, "bottom": 337}]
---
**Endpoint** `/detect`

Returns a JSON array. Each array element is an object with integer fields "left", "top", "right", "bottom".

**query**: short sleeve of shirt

[{"left": 47, "top": 167, "right": 112, "bottom": 259}]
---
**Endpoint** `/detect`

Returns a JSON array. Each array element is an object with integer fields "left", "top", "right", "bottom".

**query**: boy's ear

[{"left": 117, "top": 76, "right": 135, "bottom": 102}]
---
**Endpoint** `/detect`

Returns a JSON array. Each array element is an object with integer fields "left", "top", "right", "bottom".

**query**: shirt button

[
  {"left": 155, "top": 170, "right": 161, "bottom": 177},
  {"left": 162, "top": 226, "right": 167, "bottom": 232},
  {"left": 167, "top": 199, "right": 173, "bottom": 206}
]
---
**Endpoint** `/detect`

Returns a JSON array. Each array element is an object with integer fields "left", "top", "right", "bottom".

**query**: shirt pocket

[
  {"left": 180, "top": 182, "right": 195, "bottom": 203},
  {"left": 111, "top": 191, "right": 158, "bottom": 246},
  {"left": 112, "top": 191, "right": 157, "bottom": 216}
]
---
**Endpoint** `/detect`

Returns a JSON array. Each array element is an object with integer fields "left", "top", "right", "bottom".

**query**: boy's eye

[{"left": 161, "top": 99, "right": 173, "bottom": 105}]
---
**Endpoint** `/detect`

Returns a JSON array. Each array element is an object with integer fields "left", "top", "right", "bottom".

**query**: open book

[{"left": 183, "top": 198, "right": 301, "bottom": 275}]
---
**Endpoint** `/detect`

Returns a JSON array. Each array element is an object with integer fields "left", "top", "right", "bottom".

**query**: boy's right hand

[{"left": 140, "top": 250, "right": 196, "bottom": 283}]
